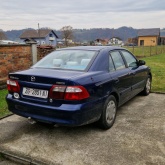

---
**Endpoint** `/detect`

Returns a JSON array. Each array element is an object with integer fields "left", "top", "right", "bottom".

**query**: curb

[
  {"left": 0, "top": 151, "right": 49, "bottom": 165},
  {"left": 0, "top": 114, "right": 13, "bottom": 120},
  {"left": 151, "top": 91, "right": 165, "bottom": 94},
  {"left": 0, "top": 151, "right": 31, "bottom": 165}
]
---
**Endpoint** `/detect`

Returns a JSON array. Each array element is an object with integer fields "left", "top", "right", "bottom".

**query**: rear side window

[
  {"left": 121, "top": 51, "right": 138, "bottom": 68},
  {"left": 110, "top": 51, "right": 126, "bottom": 70},
  {"left": 109, "top": 55, "right": 115, "bottom": 72}
]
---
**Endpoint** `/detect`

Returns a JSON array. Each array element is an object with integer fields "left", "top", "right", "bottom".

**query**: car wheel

[
  {"left": 99, "top": 95, "right": 117, "bottom": 130},
  {"left": 142, "top": 76, "right": 151, "bottom": 96}
]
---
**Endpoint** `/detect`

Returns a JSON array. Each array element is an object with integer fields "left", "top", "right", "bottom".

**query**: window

[
  {"left": 121, "top": 51, "right": 138, "bottom": 68},
  {"left": 110, "top": 51, "right": 126, "bottom": 70},
  {"left": 33, "top": 50, "right": 96, "bottom": 71},
  {"left": 109, "top": 55, "right": 115, "bottom": 72},
  {"left": 140, "top": 40, "right": 144, "bottom": 46},
  {"left": 49, "top": 34, "right": 53, "bottom": 37}
]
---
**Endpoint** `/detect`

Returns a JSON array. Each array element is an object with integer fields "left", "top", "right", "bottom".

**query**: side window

[
  {"left": 110, "top": 51, "right": 126, "bottom": 70},
  {"left": 121, "top": 51, "right": 138, "bottom": 68},
  {"left": 109, "top": 55, "right": 115, "bottom": 72}
]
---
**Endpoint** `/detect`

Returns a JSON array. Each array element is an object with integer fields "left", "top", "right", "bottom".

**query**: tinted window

[
  {"left": 121, "top": 51, "right": 138, "bottom": 68},
  {"left": 33, "top": 50, "right": 96, "bottom": 71},
  {"left": 110, "top": 51, "right": 126, "bottom": 70}
]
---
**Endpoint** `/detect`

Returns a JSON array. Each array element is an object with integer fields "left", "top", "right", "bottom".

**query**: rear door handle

[{"left": 113, "top": 78, "right": 119, "bottom": 83}]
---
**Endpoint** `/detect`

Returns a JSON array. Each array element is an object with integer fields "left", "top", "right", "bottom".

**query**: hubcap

[
  {"left": 146, "top": 78, "right": 151, "bottom": 93},
  {"left": 106, "top": 100, "right": 116, "bottom": 124}
]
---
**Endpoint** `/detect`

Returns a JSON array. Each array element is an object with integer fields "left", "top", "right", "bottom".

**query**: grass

[
  {"left": 0, "top": 89, "right": 11, "bottom": 118},
  {"left": 142, "top": 53, "right": 165, "bottom": 93}
]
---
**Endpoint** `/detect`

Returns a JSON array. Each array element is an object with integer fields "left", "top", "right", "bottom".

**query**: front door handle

[{"left": 131, "top": 72, "right": 136, "bottom": 76}]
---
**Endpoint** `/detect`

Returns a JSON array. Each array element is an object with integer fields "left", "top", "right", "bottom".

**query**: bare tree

[{"left": 61, "top": 26, "right": 73, "bottom": 46}]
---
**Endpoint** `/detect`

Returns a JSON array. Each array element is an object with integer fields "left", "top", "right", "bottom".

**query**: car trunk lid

[{"left": 8, "top": 68, "right": 85, "bottom": 103}]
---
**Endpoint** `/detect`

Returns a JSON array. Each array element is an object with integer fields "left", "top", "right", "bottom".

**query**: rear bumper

[{"left": 6, "top": 94, "right": 103, "bottom": 126}]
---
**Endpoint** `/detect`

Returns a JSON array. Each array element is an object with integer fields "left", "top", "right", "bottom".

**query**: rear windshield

[{"left": 33, "top": 50, "right": 96, "bottom": 71}]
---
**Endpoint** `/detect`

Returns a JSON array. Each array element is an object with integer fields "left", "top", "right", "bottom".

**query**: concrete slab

[
  {"left": 0, "top": 93, "right": 165, "bottom": 165},
  {"left": 0, "top": 160, "right": 18, "bottom": 165}
]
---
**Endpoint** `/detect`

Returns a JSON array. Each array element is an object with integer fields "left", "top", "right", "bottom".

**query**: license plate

[{"left": 22, "top": 87, "right": 48, "bottom": 99}]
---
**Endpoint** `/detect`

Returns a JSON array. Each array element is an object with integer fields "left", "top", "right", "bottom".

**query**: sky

[{"left": 0, "top": 0, "right": 165, "bottom": 31}]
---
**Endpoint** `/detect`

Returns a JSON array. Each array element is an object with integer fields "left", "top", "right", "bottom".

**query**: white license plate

[{"left": 22, "top": 87, "right": 48, "bottom": 99}]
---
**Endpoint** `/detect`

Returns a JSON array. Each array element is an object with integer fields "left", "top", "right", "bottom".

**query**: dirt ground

[{"left": 0, "top": 93, "right": 165, "bottom": 165}]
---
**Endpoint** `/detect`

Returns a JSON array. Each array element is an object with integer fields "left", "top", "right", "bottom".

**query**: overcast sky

[{"left": 1, "top": 0, "right": 165, "bottom": 31}]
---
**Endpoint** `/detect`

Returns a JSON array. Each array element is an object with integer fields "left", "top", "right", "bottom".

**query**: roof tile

[
  {"left": 138, "top": 28, "right": 160, "bottom": 37},
  {"left": 20, "top": 29, "right": 58, "bottom": 38}
]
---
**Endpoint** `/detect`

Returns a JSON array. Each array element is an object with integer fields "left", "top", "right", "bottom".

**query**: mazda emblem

[{"left": 31, "top": 76, "right": 35, "bottom": 81}]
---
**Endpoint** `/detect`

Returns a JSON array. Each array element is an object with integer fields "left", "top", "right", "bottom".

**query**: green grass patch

[
  {"left": 142, "top": 53, "right": 165, "bottom": 93},
  {"left": 0, "top": 89, "right": 11, "bottom": 118}
]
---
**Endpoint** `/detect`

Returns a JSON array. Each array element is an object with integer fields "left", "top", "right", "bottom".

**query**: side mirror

[{"left": 138, "top": 60, "right": 146, "bottom": 66}]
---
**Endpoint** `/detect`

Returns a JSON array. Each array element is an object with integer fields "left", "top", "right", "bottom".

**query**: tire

[
  {"left": 99, "top": 95, "right": 117, "bottom": 130},
  {"left": 142, "top": 76, "right": 151, "bottom": 96}
]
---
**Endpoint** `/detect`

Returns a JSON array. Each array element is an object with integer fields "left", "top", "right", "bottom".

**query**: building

[
  {"left": 138, "top": 28, "right": 160, "bottom": 46},
  {"left": 0, "top": 31, "right": 19, "bottom": 45},
  {"left": 160, "top": 29, "right": 165, "bottom": 45},
  {"left": 0, "top": 40, "right": 19, "bottom": 44},
  {"left": 109, "top": 37, "right": 123, "bottom": 45},
  {"left": 95, "top": 39, "right": 109, "bottom": 45},
  {"left": 0, "top": 31, "right": 8, "bottom": 40},
  {"left": 20, "top": 29, "right": 58, "bottom": 46},
  {"left": 127, "top": 37, "right": 138, "bottom": 46}
]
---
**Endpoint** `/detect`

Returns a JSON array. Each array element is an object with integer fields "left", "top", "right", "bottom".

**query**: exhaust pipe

[
  {"left": 28, "top": 117, "right": 36, "bottom": 124},
  {"left": 54, "top": 124, "right": 59, "bottom": 127}
]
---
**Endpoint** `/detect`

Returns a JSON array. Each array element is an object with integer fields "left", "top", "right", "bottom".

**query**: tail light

[
  {"left": 49, "top": 85, "right": 89, "bottom": 100},
  {"left": 7, "top": 79, "right": 20, "bottom": 93},
  {"left": 64, "top": 86, "right": 89, "bottom": 100},
  {"left": 49, "top": 85, "right": 66, "bottom": 99}
]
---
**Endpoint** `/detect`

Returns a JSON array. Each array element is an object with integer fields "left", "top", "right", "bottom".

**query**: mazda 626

[{"left": 6, "top": 46, "right": 152, "bottom": 129}]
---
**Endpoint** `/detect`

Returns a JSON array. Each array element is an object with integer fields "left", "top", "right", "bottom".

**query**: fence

[
  {"left": 125, "top": 45, "right": 165, "bottom": 57},
  {"left": 126, "top": 46, "right": 165, "bottom": 93}
]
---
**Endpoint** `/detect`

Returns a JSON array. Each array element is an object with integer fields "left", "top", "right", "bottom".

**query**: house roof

[
  {"left": 0, "top": 31, "right": 8, "bottom": 40},
  {"left": 110, "top": 37, "right": 122, "bottom": 40},
  {"left": 95, "top": 38, "right": 109, "bottom": 42},
  {"left": 20, "top": 29, "right": 58, "bottom": 39},
  {"left": 138, "top": 28, "right": 160, "bottom": 37}
]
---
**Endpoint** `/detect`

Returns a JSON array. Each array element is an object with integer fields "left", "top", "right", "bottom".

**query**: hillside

[
  {"left": 72, "top": 27, "right": 137, "bottom": 42},
  {"left": 4, "top": 26, "right": 138, "bottom": 42}
]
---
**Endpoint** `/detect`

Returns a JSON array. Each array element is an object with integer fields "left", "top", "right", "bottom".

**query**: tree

[{"left": 61, "top": 26, "right": 73, "bottom": 46}]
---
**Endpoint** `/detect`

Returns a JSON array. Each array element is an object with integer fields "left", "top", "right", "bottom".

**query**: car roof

[{"left": 58, "top": 46, "right": 125, "bottom": 51}]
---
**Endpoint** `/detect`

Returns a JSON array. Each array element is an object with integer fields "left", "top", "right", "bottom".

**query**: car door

[
  {"left": 109, "top": 51, "right": 133, "bottom": 105},
  {"left": 120, "top": 50, "right": 147, "bottom": 95}
]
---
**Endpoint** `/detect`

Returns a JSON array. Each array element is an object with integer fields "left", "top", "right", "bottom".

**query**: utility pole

[{"left": 38, "top": 23, "right": 41, "bottom": 45}]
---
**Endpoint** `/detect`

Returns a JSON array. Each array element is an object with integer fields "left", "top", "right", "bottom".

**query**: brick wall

[
  {"left": 0, "top": 44, "right": 56, "bottom": 89},
  {"left": 0, "top": 45, "right": 32, "bottom": 89}
]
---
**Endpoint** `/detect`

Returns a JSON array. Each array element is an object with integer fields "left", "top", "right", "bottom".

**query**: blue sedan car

[{"left": 6, "top": 46, "right": 152, "bottom": 129}]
